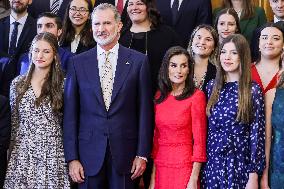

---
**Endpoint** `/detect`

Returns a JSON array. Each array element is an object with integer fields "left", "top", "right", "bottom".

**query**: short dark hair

[
  {"left": 38, "top": 12, "right": 63, "bottom": 29},
  {"left": 155, "top": 46, "right": 195, "bottom": 104}
]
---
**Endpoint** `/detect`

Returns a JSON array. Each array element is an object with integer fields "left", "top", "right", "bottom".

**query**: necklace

[
  {"left": 128, "top": 32, "right": 148, "bottom": 55},
  {"left": 193, "top": 72, "right": 207, "bottom": 90}
]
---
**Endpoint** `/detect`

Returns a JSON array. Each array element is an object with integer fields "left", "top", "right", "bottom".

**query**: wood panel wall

[{"left": 211, "top": 0, "right": 273, "bottom": 21}]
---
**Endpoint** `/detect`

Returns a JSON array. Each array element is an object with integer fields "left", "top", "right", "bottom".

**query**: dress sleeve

[
  {"left": 247, "top": 83, "right": 266, "bottom": 174},
  {"left": 191, "top": 90, "right": 207, "bottom": 162},
  {"left": 8, "top": 76, "right": 21, "bottom": 157}
]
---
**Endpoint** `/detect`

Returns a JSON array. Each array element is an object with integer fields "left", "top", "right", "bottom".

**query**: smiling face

[
  {"left": 127, "top": 0, "right": 149, "bottom": 24},
  {"left": 191, "top": 28, "right": 215, "bottom": 58},
  {"left": 32, "top": 40, "right": 55, "bottom": 70},
  {"left": 92, "top": 8, "right": 122, "bottom": 50},
  {"left": 69, "top": 0, "right": 90, "bottom": 28},
  {"left": 259, "top": 26, "right": 284, "bottom": 59},
  {"left": 168, "top": 54, "right": 189, "bottom": 88},
  {"left": 270, "top": 0, "right": 284, "bottom": 20},
  {"left": 217, "top": 13, "right": 238, "bottom": 41},
  {"left": 220, "top": 41, "right": 241, "bottom": 77}
]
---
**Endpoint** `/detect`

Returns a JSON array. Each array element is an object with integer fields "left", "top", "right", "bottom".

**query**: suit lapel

[
  {"left": 16, "top": 16, "right": 32, "bottom": 54},
  {"left": 111, "top": 45, "right": 132, "bottom": 104},
  {"left": 174, "top": 0, "right": 188, "bottom": 25},
  {"left": 3, "top": 17, "right": 10, "bottom": 52},
  {"left": 83, "top": 48, "right": 105, "bottom": 108}
]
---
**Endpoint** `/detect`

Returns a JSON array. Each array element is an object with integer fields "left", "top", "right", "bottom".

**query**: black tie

[
  {"left": 172, "top": 0, "right": 179, "bottom": 24},
  {"left": 9, "top": 21, "right": 20, "bottom": 55}
]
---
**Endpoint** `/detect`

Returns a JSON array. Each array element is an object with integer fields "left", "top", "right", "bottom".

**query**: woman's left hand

[{"left": 245, "top": 173, "right": 258, "bottom": 189}]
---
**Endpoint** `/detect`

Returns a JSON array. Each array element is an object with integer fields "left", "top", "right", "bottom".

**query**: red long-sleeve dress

[{"left": 152, "top": 90, "right": 207, "bottom": 189}]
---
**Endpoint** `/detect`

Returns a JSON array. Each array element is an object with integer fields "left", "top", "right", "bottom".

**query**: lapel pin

[{"left": 126, "top": 61, "right": 130, "bottom": 65}]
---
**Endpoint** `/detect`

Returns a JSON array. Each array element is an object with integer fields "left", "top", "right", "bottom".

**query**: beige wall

[{"left": 211, "top": 0, "right": 273, "bottom": 21}]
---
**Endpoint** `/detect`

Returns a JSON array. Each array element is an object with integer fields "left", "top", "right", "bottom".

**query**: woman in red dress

[
  {"left": 149, "top": 46, "right": 207, "bottom": 189},
  {"left": 251, "top": 22, "right": 284, "bottom": 94}
]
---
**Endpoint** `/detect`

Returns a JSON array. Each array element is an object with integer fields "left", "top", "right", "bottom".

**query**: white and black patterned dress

[{"left": 4, "top": 75, "right": 70, "bottom": 189}]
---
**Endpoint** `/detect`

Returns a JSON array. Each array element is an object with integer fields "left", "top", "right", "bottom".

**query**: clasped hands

[{"left": 68, "top": 157, "right": 147, "bottom": 183}]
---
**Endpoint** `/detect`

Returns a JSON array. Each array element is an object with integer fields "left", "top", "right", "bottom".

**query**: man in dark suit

[
  {"left": 156, "top": 0, "right": 212, "bottom": 47},
  {"left": 63, "top": 3, "right": 153, "bottom": 189},
  {"left": 28, "top": 0, "right": 71, "bottom": 21},
  {"left": 19, "top": 12, "right": 73, "bottom": 74},
  {"left": 0, "top": 0, "right": 37, "bottom": 96},
  {"left": 94, "top": 0, "right": 129, "bottom": 26},
  {"left": 0, "top": 95, "right": 11, "bottom": 188}
]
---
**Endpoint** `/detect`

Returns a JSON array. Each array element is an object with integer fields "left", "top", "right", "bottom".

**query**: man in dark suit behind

[
  {"left": 0, "top": 0, "right": 36, "bottom": 96},
  {"left": 156, "top": 0, "right": 212, "bottom": 47},
  {"left": 63, "top": 3, "right": 153, "bottom": 189},
  {"left": 28, "top": 0, "right": 71, "bottom": 21},
  {"left": 0, "top": 95, "right": 11, "bottom": 188}
]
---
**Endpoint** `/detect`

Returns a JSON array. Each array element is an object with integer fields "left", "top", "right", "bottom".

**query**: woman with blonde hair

[
  {"left": 201, "top": 34, "right": 265, "bottom": 188},
  {"left": 4, "top": 32, "right": 70, "bottom": 188}
]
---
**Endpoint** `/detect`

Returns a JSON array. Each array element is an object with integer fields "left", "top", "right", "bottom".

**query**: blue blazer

[
  {"left": 28, "top": 0, "right": 71, "bottom": 21},
  {"left": 156, "top": 0, "right": 212, "bottom": 47},
  {"left": 63, "top": 45, "right": 153, "bottom": 176},
  {"left": 19, "top": 47, "right": 73, "bottom": 75}
]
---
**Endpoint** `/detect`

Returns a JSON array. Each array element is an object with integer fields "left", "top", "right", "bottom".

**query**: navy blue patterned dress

[{"left": 201, "top": 80, "right": 265, "bottom": 189}]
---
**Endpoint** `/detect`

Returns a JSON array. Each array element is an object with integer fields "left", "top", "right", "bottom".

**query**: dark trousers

[
  {"left": 79, "top": 143, "right": 135, "bottom": 189},
  {"left": 0, "top": 152, "right": 7, "bottom": 188}
]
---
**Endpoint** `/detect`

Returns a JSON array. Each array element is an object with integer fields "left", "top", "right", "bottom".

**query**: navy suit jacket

[
  {"left": 0, "top": 95, "right": 11, "bottom": 188},
  {"left": 28, "top": 0, "right": 71, "bottom": 20},
  {"left": 156, "top": 0, "right": 212, "bottom": 47},
  {"left": 0, "top": 15, "right": 36, "bottom": 96},
  {"left": 19, "top": 47, "right": 73, "bottom": 74},
  {"left": 63, "top": 45, "right": 153, "bottom": 176}
]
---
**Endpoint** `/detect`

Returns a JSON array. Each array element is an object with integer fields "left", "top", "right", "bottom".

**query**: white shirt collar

[
  {"left": 97, "top": 43, "right": 119, "bottom": 56},
  {"left": 274, "top": 15, "right": 284, "bottom": 23},
  {"left": 10, "top": 13, "right": 28, "bottom": 25}
]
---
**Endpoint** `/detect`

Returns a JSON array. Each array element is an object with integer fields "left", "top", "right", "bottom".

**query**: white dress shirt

[
  {"left": 70, "top": 34, "right": 81, "bottom": 53},
  {"left": 9, "top": 13, "right": 28, "bottom": 48},
  {"left": 97, "top": 43, "right": 119, "bottom": 81},
  {"left": 274, "top": 15, "right": 284, "bottom": 23},
  {"left": 170, "top": 0, "right": 183, "bottom": 10}
]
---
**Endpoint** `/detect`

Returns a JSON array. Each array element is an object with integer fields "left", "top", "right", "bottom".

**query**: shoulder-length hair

[
  {"left": 15, "top": 32, "right": 64, "bottom": 113},
  {"left": 59, "top": 0, "right": 94, "bottom": 47},
  {"left": 187, "top": 24, "right": 219, "bottom": 65},
  {"left": 214, "top": 8, "right": 241, "bottom": 34},
  {"left": 155, "top": 46, "right": 195, "bottom": 104},
  {"left": 125, "top": 0, "right": 161, "bottom": 29},
  {"left": 221, "top": 0, "right": 255, "bottom": 20},
  {"left": 206, "top": 34, "right": 253, "bottom": 123},
  {"left": 256, "top": 22, "right": 284, "bottom": 68}
]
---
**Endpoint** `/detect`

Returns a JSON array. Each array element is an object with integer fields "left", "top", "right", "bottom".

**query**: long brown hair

[
  {"left": 206, "top": 34, "right": 253, "bottom": 123},
  {"left": 214, "top": 8, "right": 241, "bottom": 35},
  {"left": 187, "top": 24, "right": 219, "bottom": 65},
  {"left": 155, "top": 46, "right": 195, "bottom": 104},
  {"left": 59, "top": 0, "right": 94, "bottom": 48},
  {"left": 221, "top": 0, "right": 255, "bottom": 20},
  {"left": 15, "top": 32, "right": 64, "bottom": 113}
]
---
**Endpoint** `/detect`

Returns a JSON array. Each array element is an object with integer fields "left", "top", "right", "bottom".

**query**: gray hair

[{"left": 91, "top": 3, "right": 121, "bottom": 22}]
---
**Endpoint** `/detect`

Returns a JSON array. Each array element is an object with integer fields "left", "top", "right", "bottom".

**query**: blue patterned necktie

[
  {"left": 172, "top": 0, "right": 179, "bottom": 24},
  {"left": 51, "top": 0, "right": 60, "bottom": 14},
  {"left": 8, "top": 21, "right": 20, "bottom": 55}
]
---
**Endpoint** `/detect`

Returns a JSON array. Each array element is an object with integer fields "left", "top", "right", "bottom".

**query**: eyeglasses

[{"left": 69, "top": 7, "right": 89, "bottom": 15}]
